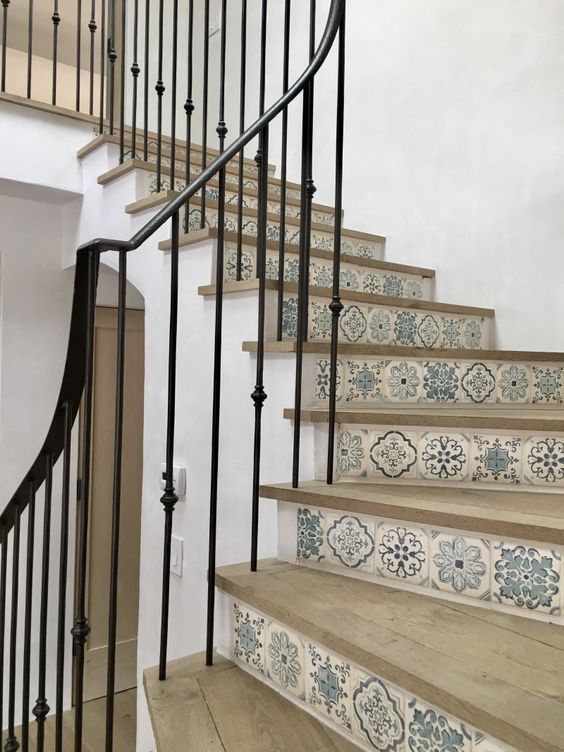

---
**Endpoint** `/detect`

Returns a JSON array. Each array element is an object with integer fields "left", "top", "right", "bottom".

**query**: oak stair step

[
  {"left": 144, "top": 651, "right": 359, "bottom": 752},
  {"left": 216, "top": 559, "right": 564, "bottom": 752},
  {"left": 262, "top": 480, "right": 564, "bottom": 546}
]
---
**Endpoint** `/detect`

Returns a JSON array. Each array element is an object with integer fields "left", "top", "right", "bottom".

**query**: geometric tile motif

[
  {"left": 346, "top": 360, "right": 384, "bottom": 402},
  {"left": 385, "top": 361, "right": 423, "bottom": 402},
  {"left": 417, "top": 314, "right": 441, "bottom": 348},
  {"left": 352, "top": 669, "right": 405, "bottom": 751},
  {"left": 297, "top": 507, "right": 324, "bottom": 561},
  {"left": 406, "top": 698, "right": 472, "bottom": 752},
  {"left": 265, "top": 623, "right": 305, "bottom": 698},
  {"left": 337, "top": 430, "right": 367, "bottom": 477},
  {"left": 472, "top": 435, "right": 521, "bottom": 484},
  {"left": 423, "top": 362, "right": 460, "bottom": 403},
  {"left": 431, "top": 533, "right": 490, "bottom": 599},
  {"left": 524, "top": 436, "right": 564, "bottom": 485},
  {"left": 306, "top": 644, "right": 352, "bottom": 730},
  {"left": 233, "top": 603, "right": 266, "bottom": 673},
  {"left": 532, "top": 366, "right": 564, "bottom": 404},
  {"left": 492, "top": 543, "right": 561, "bottom": 614},
  {"left": 461, "top": 362, "right": 495, "bottom": 403},
  {"left": 369, "top": 430, "right": 418, "bottom": 479},
  {"left": 419, "top": 433, "right": 469, "bottom": 481},
  {"left": 377, "top": 524, "right": 429, "bottom": 584},
  {"left": 316, "top": 359, "right": 342, "bottom": 402},
  {"left": 326, "top": 514, "right": 375, "bottom": 571},
  {"left": 496, "top": 364, "right": 530, "bottom": 403}
]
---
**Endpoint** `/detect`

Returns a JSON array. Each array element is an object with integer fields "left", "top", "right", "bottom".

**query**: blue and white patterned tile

[
  {"left": 406, "top": 697, "right": 472, "bottom": 752},
  {"left": 368, "top": 309, "right": 394, "bottom": 345},
  {"left": 431, "top": 532, "right": 490, "bottom": 599},
  {"left": 233, "top": 603, "right": 267, "bottom": 674},
  {"left": 315, "top": 359, "right": 343, "bottom": 402},
  {"left": 306, "top": 644, "right": 352, "bottom": 730},
  {"left": 419, "top": 432, "right": 470, "bottom": 481},
  {"left": 340, "top": 267, "right": 362, "bottom": 291},
  {"left": 462, "top": 318, "right": 484, "bottom": 349},
  {"left": 351, "top": 667, "right": 405, "bottom": 751},
  {"left": 382, "top": 275, "right": 404, "bottom": 298},
  {"left": 309, "top": 300, "right": 333, "bottom": 341},
  {"left": 531, "top": 366, "right": 564, "bottom": 404},
  {"left": 460, "top": 362, "right": 496, "bottom": 404},
  {"left": 492, "top": 542, "right": 561, "bottom": 614},
  {"left": 311, "top": 261, "right": 334, "bottom": 288},
  {"left": 225, "top": 247, "right": 254, "bottom": 281},
  {"left": 336, "top": 429, "right": 368, "bottom": 478},
  {"left": 471, "top": 435, "right": 522, "bottom": 485},
  {"left": 282, "top": 297, "right": 299, "bottom": 339},
  {"left": 265, "top": 622, "right": 306, "bottom": 699},
  {"left": 361, "top": 272, "right": 384, "bottom": 295},
  {"left": 440, "top": 316, "right": 464, "bottom": 349},
  {"left": 297, "top": 507, "right": 325, "bottom": 562},
  {"left": 369, "top": 429, "right": 418, "bottom": 480},
  {"left": 376, "top": 524, "right": 429, "bottom": 585},
  {"left": 340, "top": 305, "right": 369, "bottom": 344},
  {"left": 495, "top": 363, "right": 531, "bottom": 404},
  {"left": 523, "top": 436, "right": 564, "bottom": 486},
  {"left": 394, "top": 311, "right": 418, "bottom": 347},
  {"left": 416, "top": 314, "right": 442, "bottom": 348},
  {"left": 326, "top": 513, "right": 376, "bottom": 572},
  {"left": 384, "top": 360, "right": 423, "bottom": 403},
  {"left": 404, "top": 278, "right": 424, "bottom": 299},
  {"left": 423, "top": 361, "right": 461, "bottom": 403},
  {"left": 345, "top": 360, "right": 384, "bottom": 403}
]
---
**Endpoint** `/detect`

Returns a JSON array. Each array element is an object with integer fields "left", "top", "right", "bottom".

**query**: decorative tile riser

[
  {"left": 226, "top": 597, "right": 517, "bottom": 752},
  {"left": 278, "top": 502, "right": 562, "bottom": 622},
  {"left": 186, "top": 206, "right": 383, "bottom": 259},
  {"left": 223, "top": 246, "right": 428, "bottom": 299},
  {"left": 314, "top": 358, "right": 564, "bottom": 407},
  {"left": 124, "top": 147, "right": 265, "bottom": 177},
  {"left": 282, "top": 295, "right": 492, "bottom": 349},
  {"left": 334, "top": 424, "right": 564, "bottom": 488}
]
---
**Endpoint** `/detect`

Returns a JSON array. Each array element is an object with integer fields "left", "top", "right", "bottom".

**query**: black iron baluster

[
  {"left": 235, "top": 0, "right": 247, "bottom": 280},
  {"left": 250, "top": 124, "right": 269, "bottom": 571},
  {"left": 130, "top": 0, "right": 139, "bottom": 158},
  {"left": 72, "top": 253, "right": 97, "bottom": 752},
  {"left": 105, "top": 250, "right": 127, "bottom": 751},
  {"left": 253, "top": 0, "right": 267, "bottom": 179},
  {"left": 26, "top": 0, "right": 33, "bottom": 97},
  {"left": 51, "top": 0, "right": 59, "bottom": 104},
  {"left": 118, "top": 0, "right": 126, "bottom": 162},
  {"left": 155, "top": 0, "right": 165, "bottom": 190},
  {"left": 108, "top": 0, "right": 117, "bottom": 134},
  {"left": 76, "top": 0, "right": 82, "bottom": 110},
  {"left": 276, "top": 0, "right": 291, "bottom": 339},
  {"left": 142, "top": 0, "right": 150, "bottom": 159},
  {"left": 159, "top": 211, "right": 180, "bottom": 680},
  {"left": 55, "top": 402, "right": 72, "bottom": 752},
  {"left": 22, "top": 483, "right": 36, "bottom": 752},
  {"left": 33, "top": 454, "right": 53, "bottom": 752},
  {"left": 183, "top": 0, "right": 194, "bottom": 233},
  {"left": 1, "top": 0, "right": 10, "bottom": 93},
  {"left": 199, "top": 0, "right": 209, "bottom": 229},
  {"left": 99, "top": 0, "right": 106, "bottom": 132},
  {"left": 88, "top": 0, "right": 97, "bottom": 115},
  {"left": 204, "top": 0, "right": 227, "bottom": 664},
  {"left": 0, "top": 526, "right": 7, "bottom": 744},
  {"left": 169, "top": 0, "right": 179, "bottom": 190},
  {"left": 327, "top": 9, "right": 346, "bottom": 484},
  {"left": 292, "top": 0, "right": 317, "bottom": 488},
  {"left": 5, "top": 504, "right": 21, "bottom": 752}
]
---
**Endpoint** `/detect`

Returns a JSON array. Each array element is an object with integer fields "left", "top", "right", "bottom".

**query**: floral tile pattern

[
  {"left": 492, "top": 543, "right": 561, "bottom": 614},
  {"left": 369, "top": 430, "right": 418, "bottom": 479},
  {"left": 431, "top": 533, "right": 490, "bottom": 599},
  {"left": 377, "top": 524, "right": 429, "bottom": 584},
  {"left": 326, "top": 514, "right": 375, "bottom": 572},
  {"left": 352, "top": 668, "right": 405, "bottom": 751},
  {"left": 472, "top": 435, "right": 521, "bottom": 485},
  {"left": 406, "top": 697, "right": 472, "bottom": 752},
  {"left": 531, "top": 366, "right": 564, "bottom": 403},
  {"left": 265, "top": 623, "right": 306, "bottom": 698},
  {"left": 385, "top": 361, "right": 423, "bottom": 403},
  {"left": 423, "top": 362, "right": 461, "bottom": 403},
  {"left": 346, "top": 360, "right": 384, "bottom": 402},
  {"left": 337, "top": 430, "right": 367, "bottom": 477},
  {"left": 297, "top": 508, "right": 324, "bottom": 561},
  {"left": 419, "top": 433, "right": 470, "bottom": 481},
  {"left": 306, "top": 644, "right": 352, "bottom": 730},
  {"left": 315, "top": 359, "right": 343, "bottom": 402},
  {"left": 233, "top": 603, "right": 266, "bottom": 673},
  {"left": 523, "top": 436, "right": 564, "bottom": 485}
]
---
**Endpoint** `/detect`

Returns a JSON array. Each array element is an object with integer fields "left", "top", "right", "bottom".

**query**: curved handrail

[{"left": 0, "top": 0, "right": 345, "bottom": 532}]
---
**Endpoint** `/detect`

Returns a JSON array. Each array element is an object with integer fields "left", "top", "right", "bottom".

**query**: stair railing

[{"left": 0, "top": 0, "right": 346, "bottom": 750}]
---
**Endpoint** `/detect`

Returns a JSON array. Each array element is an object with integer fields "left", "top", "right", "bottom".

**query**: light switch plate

[{"left": 160, "top": 464, "right": 186, "bottom": 497}]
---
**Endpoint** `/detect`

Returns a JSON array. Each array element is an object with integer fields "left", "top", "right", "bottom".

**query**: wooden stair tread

[
  {"left": 197, "top": 279, "right": 493, "bottom": 317},
  {"left": 243, "top": 340, "right": 564, "bottom": 360},
  {"left": 283, "top": 405, "right": 564, "bottom": 431},
  {"left": 144, "top": 652, "right": 359, "bottom": 752},
  {"left": 261, "top": 480, "right": 564, "bottom": 545},
  {"left": 216, "top": 560, "right": 564, "bottom": 752}
]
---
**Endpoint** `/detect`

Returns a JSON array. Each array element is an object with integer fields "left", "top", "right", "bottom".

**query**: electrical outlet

[
  {"left": 170, "top": 536, "right": 183, "bottom": 577},
  {"left": 160, "top": 464, "right": 187, "bottom": 497}
]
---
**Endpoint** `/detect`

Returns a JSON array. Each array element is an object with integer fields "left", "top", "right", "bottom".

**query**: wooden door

[{"left": 81, "top": 307, "right": 145, "bottom": 702}]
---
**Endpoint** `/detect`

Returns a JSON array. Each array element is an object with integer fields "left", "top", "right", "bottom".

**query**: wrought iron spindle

[
  {"left": 169, "top": 0, "right": 179, "bottom": 189},
  {"left": 235, "top": 0, "right": 247, "bottom": 280},
  {"left": 72, "top": 253, "right": 97, "bottom": 752},
  {"left": 199, "top": 0, "right": 210, "bottom": 229},
  {"left": 119, "top": 0, "right": 126, "bottom": 162},
  {"left": 88, "top": 0, "right": 97, "bottom": 115},
  {"left": 105, "top": 250, "right": 127, "bottom": 751},
  {"left": 21, "top": 483, "right": 36, "bottom": 752},
  {"left": 250, "top": 124, "right": 269, "bottom": 571},
  {"left": 130, "top": 0, "right": 139, "bottom": 158},
  {"left": 276, "top": 0, "right": 292, "bottom": 339},
  {"left": 26, "top": 0, "right": 33, "bottom": 98},
  {"left": 155, "top": 0, "right": 165, "bottom": 190},
  {"left": 108, "top": 0, "right": 117, "bottom": 134},
  {"left": 183, "top": 0, "right": 194, "bottom": 233},
  {"left": 253, "top": 0, "right": 267, "bottom": 178},
  {"left": 0, "top": 526, "right": 7, "bottom": 743},
  {"left": 159, "top": 211, "right": 180, "bottom": 680},
  {"left": 142, "top": 0, "right": 150, "bottom": 159},
  {"left": 5, "top": 504, "right": 21, "bottom": 752},
  {"left": 76, "top": 0, "right": 82, "bottom": 110},
  {"left": 327, "top": 9, "right": 346, "bottom": 484},
  {"left": 51, "top": 0, "right": 59, "bottom": 104},
  {"left": 1, "top": 0, "right": 10, "bottom": 93},
  {"left": 33, "top": 454, "right": 53, "bottom": 752},
  {"left": 55, "top": 402, "right": 72, "bottom": 752},
  {"left": 99, "top": 0, "right": 106, "bottom": 132}
]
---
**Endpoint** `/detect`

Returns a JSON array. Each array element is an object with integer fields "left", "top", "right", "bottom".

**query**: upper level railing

[{"left": 0, "top": 0, "right": 346, "bottom": 750}]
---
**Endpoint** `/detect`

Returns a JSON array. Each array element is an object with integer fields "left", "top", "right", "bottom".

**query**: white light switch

[
  {"left": 170, "top": 536, "right": 183, "bottom": 577},
  {"left": 160, "top": 464, "right": 187, "bottom": 497}
]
